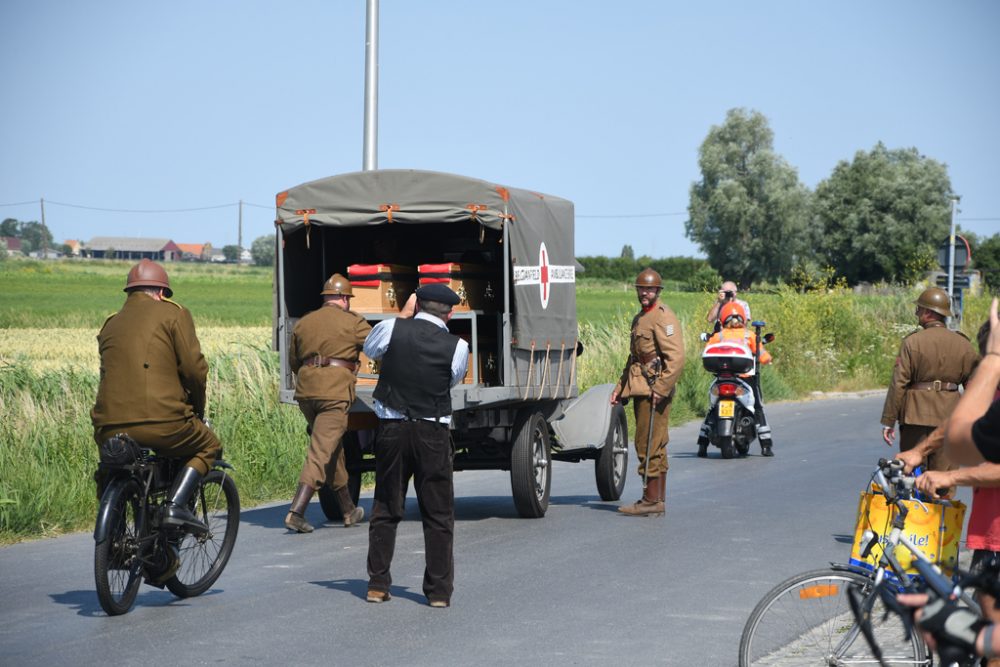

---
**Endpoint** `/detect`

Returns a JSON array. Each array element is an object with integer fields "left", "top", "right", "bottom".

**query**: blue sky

[{"left": 1, "top": 1, "right": 998, "bottom": 258}]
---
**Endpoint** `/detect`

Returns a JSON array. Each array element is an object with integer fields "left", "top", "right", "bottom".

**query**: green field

[
  {"left": 0, "top": 258, "right": 992, "bottom": 543},
  {"left": 0, "top": 260, "right": 272, "bottom": 328}
]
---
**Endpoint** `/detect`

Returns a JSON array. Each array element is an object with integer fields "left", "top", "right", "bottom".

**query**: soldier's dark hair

[
  {"left": 417, "top": 299, "right": 451, "bottom": 319},
  {"left": 128, "top": 286, "right": 164, "bottom": 297}
]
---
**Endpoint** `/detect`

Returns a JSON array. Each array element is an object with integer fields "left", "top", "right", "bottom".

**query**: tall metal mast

[{"left": 362, "top": 0, "right": 379, "bottom": 171}]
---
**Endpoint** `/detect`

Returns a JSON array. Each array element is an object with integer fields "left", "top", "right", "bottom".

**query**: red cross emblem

[{"left": 513, "top": 242, "right": 575, "bottom": 309}]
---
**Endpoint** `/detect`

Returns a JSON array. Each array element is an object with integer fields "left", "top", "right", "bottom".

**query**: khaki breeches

[
  {"left": 298, "top": 399, "right": 350, "bottom": 491},
  {"left": 94, "top": 418, "right": 220, "bottom": 476},
  {"left": 632, "top": 396, "right": 671, "bottom": 478}
]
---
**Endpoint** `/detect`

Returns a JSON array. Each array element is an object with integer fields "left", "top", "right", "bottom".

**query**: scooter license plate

[{"left": 718, "top": 400, "right": 735, "bottom": 418}]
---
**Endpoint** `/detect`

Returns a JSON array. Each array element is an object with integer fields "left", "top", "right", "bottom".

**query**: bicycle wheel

[
  {"left": 94, "top": 479, "right": 145, "bottom": 616},
  {"left": 739, "top": 567, "right": 927, "bottom": 666},
  {"left": 165, "top": 469, "right": 240, "bottom": 598}
]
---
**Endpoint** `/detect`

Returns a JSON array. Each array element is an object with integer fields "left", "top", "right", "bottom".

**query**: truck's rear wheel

[
  {"left": 510, "top": 412, "right": 551, "bottom": 518},
  {"left": 595, "top": 403, "right": 627, "bottom": 501},
  {"left": 319, "top": 433, "right": 363, "bottom": 522}
]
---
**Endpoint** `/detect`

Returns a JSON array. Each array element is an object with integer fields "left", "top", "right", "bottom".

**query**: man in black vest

[{"left": 363, "top": 284, "right": 470, "bottom": 608}]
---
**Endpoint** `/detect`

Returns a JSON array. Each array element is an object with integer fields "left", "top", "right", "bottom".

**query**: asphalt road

[{"left": 0, "top": 393, "right": 972, "bottom": 666}]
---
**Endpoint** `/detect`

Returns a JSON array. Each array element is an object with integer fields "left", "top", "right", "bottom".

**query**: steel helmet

[
  {"left": 635, "top": 268, "right": 663, "bottom": 289},
  {"left": 124, "top": 259, "right": 172, "bottom": 297},
  {"left": 720, "top": 302, "right": 746, "bottom": 325},
  {"left": 914, "top": 287, "right": 952, "bottom": 318},
  {"left": 320, "top": 273, "right": 353, "bottom": 297}
]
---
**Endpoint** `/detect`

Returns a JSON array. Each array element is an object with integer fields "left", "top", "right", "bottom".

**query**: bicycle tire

[
  {"left": 165, "top": 470, "right": 240, "bottom": 598},
  {"left": 738, "top": 567, "right": 927, "bottom": 666},
  {"left": 94, "top": 479, "right": 145, "bottom": 616}
]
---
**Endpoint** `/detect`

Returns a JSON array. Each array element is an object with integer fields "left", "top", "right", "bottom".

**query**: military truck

[{"left": 273, "top": 169, "right": 626, "bottom": 518}]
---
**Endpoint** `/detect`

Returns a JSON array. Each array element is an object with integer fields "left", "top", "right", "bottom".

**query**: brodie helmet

[
  {"left": 720, "top": 301, "right": 746, "bottom": 325},
  {"left": 320, "top": 273, "right": 353, "bottom": 297},
  {"left": 635, "top": 268, "right": 663, "bottom": 289},
  {"left": 124, "top": 259, "right": 172, "bottom": 298},
  {"left": 914, "top": 287, "right": 952, "bottom": 318}
]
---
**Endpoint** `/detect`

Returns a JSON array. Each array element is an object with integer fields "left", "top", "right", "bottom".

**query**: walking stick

[{"left": 642, "top": 358, "right": 663, "bottom": 491}]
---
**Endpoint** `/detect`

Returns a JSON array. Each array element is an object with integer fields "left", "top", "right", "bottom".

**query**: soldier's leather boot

[
  {"left": 161, "top": 466, "right": 209, "bottom": 535},
  {"left": 284, "top": 483, "right": 315, "bottom": 533},
  {"left": 336, "top": 486, "right": 364, "bottom": 527},
  {"left": 618, "top": 476, "right": 665, "bottom": 517}
]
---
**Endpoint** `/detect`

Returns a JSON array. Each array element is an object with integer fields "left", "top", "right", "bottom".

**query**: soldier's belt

[
  {"left": 305, "top": 356, "right": 359, "bottom": 372},
  {"left": 909, "top": 381, "right": 959, "bottom": 392}
]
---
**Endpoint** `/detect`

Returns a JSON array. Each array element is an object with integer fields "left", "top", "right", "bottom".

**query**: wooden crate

[
  {"left": 417, "top": 263, "right": 498, "bottom": 312},
  {"left": 347, "top": 264, "right": 416, "bottom": 313}
]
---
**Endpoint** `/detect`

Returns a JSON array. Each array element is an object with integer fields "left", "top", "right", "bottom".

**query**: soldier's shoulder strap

[
  {"left": 952, "top": 329, "right": 971, "bottom": 341},
  {"left": 160, "top": 296, "right": 183, "bottom": 310}
]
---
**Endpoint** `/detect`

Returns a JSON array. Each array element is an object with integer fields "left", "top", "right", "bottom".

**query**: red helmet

[
  {"left": 720, "top": 301, "right": 746, "bottom": 325},
  {"left": 124, "top": 259, "right": 172, "bottom": 297}
]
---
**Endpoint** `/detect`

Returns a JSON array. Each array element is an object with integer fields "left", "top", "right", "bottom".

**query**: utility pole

[
  {"left": 946, "top": 195, "right": 960, "bottom": 328},
  {"left": 40, "top": 197, "right": 49, "bottom": 258},
  {"left": 362, "top": 0, "right": 379, "bottom": 171},
  {"left": 238, "top": 199, "right": 244, "bottom": 262}
]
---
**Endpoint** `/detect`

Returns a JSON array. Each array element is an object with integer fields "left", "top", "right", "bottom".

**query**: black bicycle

[
  {"left": 739, "top": 458, "right": 972, "bottom": 666},
  {"left": 93, "top": 433, "right": 240, "bottom": 616}
]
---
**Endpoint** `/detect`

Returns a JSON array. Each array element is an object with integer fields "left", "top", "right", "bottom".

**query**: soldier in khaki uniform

[
  {"left": 285, "top": 274, "right": 372, "bottom": 533},
  {"left": 92, "top": 259, "right": 218, "bottom": 535},
  {"left": 610, "top": 268, "right": 685, "bottom": 517},
  {"left": 881, "top": 287, "right": 979, "bottom": 471}
]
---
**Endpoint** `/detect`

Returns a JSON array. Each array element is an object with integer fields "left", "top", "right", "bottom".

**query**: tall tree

[
  {"left": 620, "top": 244, "right": 634, "bottom": 260},
  {"left": 17, "top": 221, "right": 53, "bottom": 255},
  {"left": 222, "top": 244, "right": 240, "bottom": 262},
  {"left": 813, "top": 143, "right": 952, "bottom": 284},
  {"left": 973, "top": 233, "right": 1000, "bottom": 292},
  {"left": 0, "top": 218, "right": 18, "bottom": 237},
  {"left": 686, "top": 108, "right": 811, "bottom": 289},
  {"left": 250, "top": 234, "right": 275, "bottom": 267}
]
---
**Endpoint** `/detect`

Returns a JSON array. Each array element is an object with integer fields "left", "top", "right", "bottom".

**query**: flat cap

[{"left": 415, "top": 283, "right": 460, "bottom": 305}]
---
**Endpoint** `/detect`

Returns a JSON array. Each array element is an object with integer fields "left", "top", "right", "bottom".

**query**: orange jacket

[{"left": 705, "top": 327, "right": 772, "bottom": 368}]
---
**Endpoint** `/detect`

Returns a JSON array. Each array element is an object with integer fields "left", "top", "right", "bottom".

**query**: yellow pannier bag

[{"left": 849, "top": 490, "right": 966, "bottom": 577}]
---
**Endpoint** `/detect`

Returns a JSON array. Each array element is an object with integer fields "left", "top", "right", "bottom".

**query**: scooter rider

[
  {"left": 610, "top": 268, "right": 685, "bottom": 517},
  {"left": 698, "top": 302, "right": 774, "bottom": 457}
]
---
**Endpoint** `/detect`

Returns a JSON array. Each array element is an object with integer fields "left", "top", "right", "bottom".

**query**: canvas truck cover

[{"left": 275, "top": 169, "right": 577, "bottom": 350}]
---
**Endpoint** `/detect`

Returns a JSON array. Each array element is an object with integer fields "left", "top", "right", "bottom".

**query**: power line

[
  {"left": 577, "top": 212, "right": 687, "bottom": 219},
  {"left": 45, "top": 200, "right": 238, "bottom": 213},
  {"left": 2, "top": 197, "right": 999, "bottom": 222},
  {"left": 0, "top": 199, "right": 274, "bottom": 212}
]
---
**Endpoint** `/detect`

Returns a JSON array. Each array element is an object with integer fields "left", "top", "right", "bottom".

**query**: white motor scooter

[{"left": 697, "top": 321, "right": 774, "bottom": 459}]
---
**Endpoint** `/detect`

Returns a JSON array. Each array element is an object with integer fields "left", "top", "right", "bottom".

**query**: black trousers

[{"left": 367, "top": 419, "right": 454, "bottom": 602}]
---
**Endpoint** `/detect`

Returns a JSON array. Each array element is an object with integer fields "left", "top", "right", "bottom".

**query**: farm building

[
  {"left": 85, "top": 237, "right": 181, "bottom": 261},
  {"left": 176, "top": 242, "right": 213, "bottom": 261}
]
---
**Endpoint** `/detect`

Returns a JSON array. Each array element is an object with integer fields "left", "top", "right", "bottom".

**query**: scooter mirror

[
  {"left": 699, "top": 332, "right": 709, "bottom": 342},
  {"left": 763, "top": 333, "right": 775, "bottom": 344}
]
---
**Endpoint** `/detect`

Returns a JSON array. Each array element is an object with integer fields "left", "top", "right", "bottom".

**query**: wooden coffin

[
  {"left": 347, "top": 264, "right": 417, "bottom": 313},
  {"left": 417, "top": 263, "right": 498, "bottom": 312}
]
